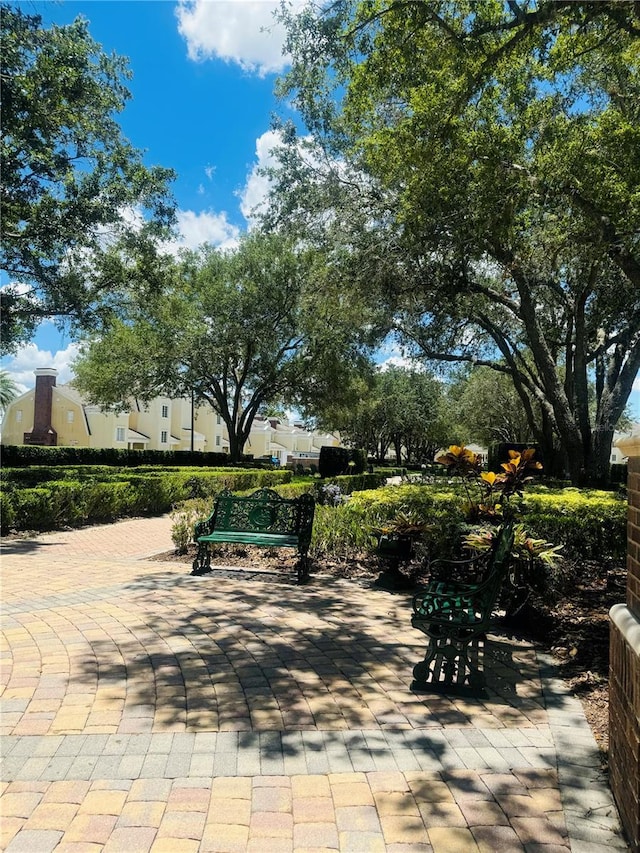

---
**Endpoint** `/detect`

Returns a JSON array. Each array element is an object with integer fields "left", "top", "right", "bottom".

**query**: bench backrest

[
  {"left": 476, "top": 522, "right": 515, "bottom": 609},
  {"left": 212, "top": 488, "right": 315, "bottom": 544}
]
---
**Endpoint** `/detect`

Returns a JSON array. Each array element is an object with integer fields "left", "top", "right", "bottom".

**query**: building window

[
  {"left": 161, "top": 430, "right": 168, "bottom": 444},
  {"left": 15, "top": 409, "right": 22, "bottom": 423},
  {"left": 215, "top": 435, "right": 221, "bottom": 446},
  {"left": 116, "top": 427, "right": 125, "bottom": 442},
  {"left": 612, "top": 453, "right": 617, "bottom": 462},
  {"left": 67, "top": 410, "right": 74, "bottom": 423},
  {"left": 216, "top": 414, "right": 221, "bottom": 425},
  {"left": 162, "top": 405, "right": 169, "bottom": 418}
]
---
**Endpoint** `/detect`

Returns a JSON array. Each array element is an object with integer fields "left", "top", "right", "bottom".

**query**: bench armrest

[
  {"left": 413, "top": 524, "right": 515, "bottom": 622},
  {"left": 194, "top": 517, "right": 214, "bottom": 539},
  {"left": 194, "top": 493, "right": 228, "bottom": 540},
  {"left": 412, "top": 571, "right": 497, "bottom": 617}
]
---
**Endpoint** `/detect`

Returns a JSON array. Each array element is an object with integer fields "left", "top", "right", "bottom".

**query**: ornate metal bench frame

[
  {"left": 191, "top": 487, "right": 316, "bottom": 584},
  {"left": 411, "top": 523, "right": 515, "bottom": 696}
]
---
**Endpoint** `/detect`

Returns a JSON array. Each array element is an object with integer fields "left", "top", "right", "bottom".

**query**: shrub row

[
  {"left": 0, "top": 444, "right": 251, "bottom": 468},
  {"left": 269, "top": 472, "right": 386, "bottom": 501},
  {"left": 307, "top": 483, "right": 627, "bottom": 563},
  {"left": 170, "top": 479, "right": 625, "bottom": 565},
  {"left": 0, "top": 469, "right": 384, "bottom": 535},
  {"left": 0, "top": 468, "right": 293, "bottom": 533}
]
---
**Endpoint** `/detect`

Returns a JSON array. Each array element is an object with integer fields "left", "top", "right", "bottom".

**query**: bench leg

[
  {"left": 191, "top": 542, "right": 211, "bottom": 576},
  {"left": 296, "top": 550, "right": 310, "bottom": 584},
  {"left": 411, "top": 631, "right": 487, "bottom": 697}
]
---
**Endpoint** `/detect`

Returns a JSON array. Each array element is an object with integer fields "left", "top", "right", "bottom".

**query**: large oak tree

[
  {"left": 268, "top": 0, "right": 640, "bottom": 485},
  {"left": 73, "top": 231, "right": 374, "bottom": 461},
  {"left": 1, "top": 4, "right": 175, "bottom": 352}
]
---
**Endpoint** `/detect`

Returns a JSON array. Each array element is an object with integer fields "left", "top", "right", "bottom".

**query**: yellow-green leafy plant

[
  {"left": 435, "top": 445, "right": 542, "bottom": 523},
  {"left": 371, "top": 508, "right": 432, "bottom": 538},
  {"left": 437, "top": 446, "right": 563, "bottom": 605},
  {"left": 464, "top": 523, "right": 563, "bottom": 568}
]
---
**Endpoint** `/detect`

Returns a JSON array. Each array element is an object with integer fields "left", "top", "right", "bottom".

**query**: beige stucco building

[{"left": 1, "top": 368, "right": 341, "bottom": 464}]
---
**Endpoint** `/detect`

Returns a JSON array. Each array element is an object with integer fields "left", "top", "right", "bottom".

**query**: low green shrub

[
  {"left": 306, "top": 483, "right": 627, "bottom": 564},
  {"left": 522, "top": 487, "right": 627, "bottom": 560},
  {"left": 0, "top": 467, "right": 294, "bottom": 532},
  {"left": 8, "top": 487, "right": 53, "bottom": 531},
  {"left": 1, "top": 465, "right": 117, "bottom": 487},
  {"left": 308, "top": 485, "right": 467, "bottom": 560},
  {"left": 82, "top": 481, "right": 130, "bottom": 522},
  {"left": 271, "top": 482, "right": 316, "bottom": 499},
  {"left": 0, "top": 444, "right": 238, "bottom": 468},
  {"left": 169, "top": 500, "right": 211, "bottom": 553},
  {"left": 0, "top": 491, "right": 16, "bottom": 533}
]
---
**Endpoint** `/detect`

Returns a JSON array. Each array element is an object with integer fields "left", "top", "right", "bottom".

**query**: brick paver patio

[{"left": 1, "top": 515, "right": 629, "bottom": 851}]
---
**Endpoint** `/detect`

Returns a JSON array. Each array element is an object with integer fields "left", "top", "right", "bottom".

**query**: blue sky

[
  {"left": 3, "top": 0, "right": 639, "bottom": 419},
  {"left": 4, "top": 0, "right": 307, "bottom": 390}
]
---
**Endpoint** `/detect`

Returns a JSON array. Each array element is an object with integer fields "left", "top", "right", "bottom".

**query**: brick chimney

[{"left": 23, "top": 368, "right": 58, "bottom": 446}]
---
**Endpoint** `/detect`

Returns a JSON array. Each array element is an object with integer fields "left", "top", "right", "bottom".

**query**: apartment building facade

[{"left": 1, "top": 368, "right": 341, "bottom": 464}]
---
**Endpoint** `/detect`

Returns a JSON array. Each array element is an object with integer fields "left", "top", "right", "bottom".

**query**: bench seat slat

[{"left": 198, "top": 531, "right": 300, "bottom": 548}]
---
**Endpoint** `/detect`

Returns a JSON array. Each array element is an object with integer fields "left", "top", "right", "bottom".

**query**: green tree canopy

[
  {"left": 451, "top": 366, "right": 537, "bottom": 448},
  {"left": 315, "top": 363, "right": 456, "bottom": 463},
  {"left": 73, "top": 231, "right": 374, "bottom": 461},
  {"left": 1, "top": 4, "right": 176, "bottom": 352},
  {"left": 269, "top": 0, "right": 640, "bottom": 485}
]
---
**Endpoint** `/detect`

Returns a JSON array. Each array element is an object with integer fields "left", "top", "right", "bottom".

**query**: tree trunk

[
  {"left": 227, "top": 430, "right": 243, "bottom": 463},
  {"left": 587, "top": 425, "right": 614, "bottom": 489}
]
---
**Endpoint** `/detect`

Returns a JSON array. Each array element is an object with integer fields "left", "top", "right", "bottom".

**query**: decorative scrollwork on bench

[{"left": 191, "top": 488, "right": 316, "bottom": 584}]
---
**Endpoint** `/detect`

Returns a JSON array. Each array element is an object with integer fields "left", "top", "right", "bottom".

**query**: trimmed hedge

[
  {"left": 1, "top": 466, "right": 121, "bottom": 487},
  {"left": 3, "top": 469, "right": 626, "bottom": 571},
  {"left": 0, "top": 467, "right": 293, "bottom": 533},
  {"left": 0, "top": 444, "right": 249, "bottom": 468},
  {"left": 306, "top": 483, "right": 627, "bottom": 563},
  {"left": 318, "top": 446, "right": 366, "bottom": 477},
  {"left": 270, "top": 472, "right": 386, "bottom": 501},
  {"left": 522, "top": 486, "right": 627, "bottom": 560}
]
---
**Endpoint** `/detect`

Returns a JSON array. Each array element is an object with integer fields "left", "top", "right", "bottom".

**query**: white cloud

[
  {"left": 238, "top": 129, "right": 283, "bottom": 225},
  {"left": 3, "top": 342, "right": 82, "bottom": 393},
  {"left": 164, "top": 209, "right": 241, "bottom": 254},
  {"left": 0, "top": 280, "right": 34, "bottom": 297},
  {"left": 634, "top": 375, "right": 640, "bottom": 392},
  {"left": 176, "top": 0, "right": 306, "bottom": 76},
  {"left": 377, "top": 355, "right": 425, "bottom": 373}
]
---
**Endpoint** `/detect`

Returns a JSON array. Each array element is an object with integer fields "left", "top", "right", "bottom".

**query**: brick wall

[
  {"left": 628, "top": 458, "right": 640, "bottom": 617},
  {"left": 609, "top": 455, "right": 640, "bottom": 852}
]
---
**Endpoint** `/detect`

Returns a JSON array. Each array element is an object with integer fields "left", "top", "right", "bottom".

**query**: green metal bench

[
  {"left": 411, "top": 523, "right": 515, "bottom": 696},
  {"left": 191, "top": 487, "right": 316, "bottom": 584}
]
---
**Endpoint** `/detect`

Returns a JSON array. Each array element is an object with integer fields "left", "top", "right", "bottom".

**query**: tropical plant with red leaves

[{"left": 436, "top": 445, "right": 542, "bottom": 523}]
